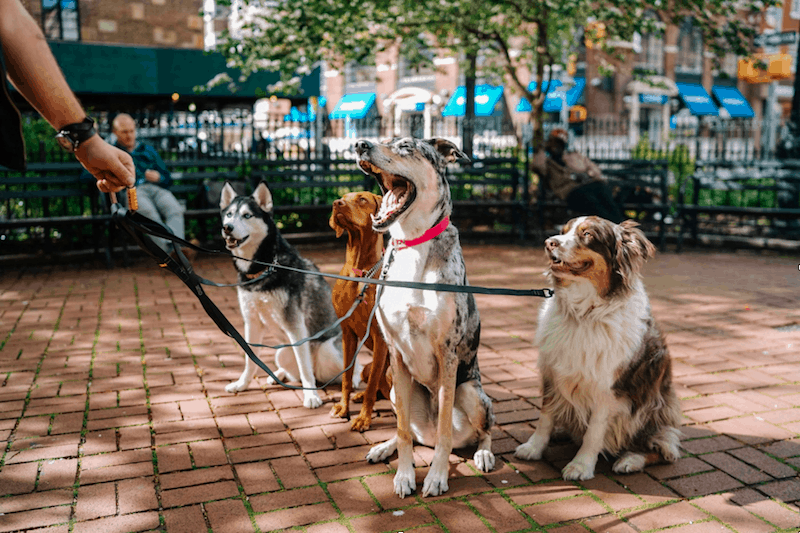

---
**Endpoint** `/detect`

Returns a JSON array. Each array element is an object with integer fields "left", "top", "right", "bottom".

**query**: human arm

[
  {"left": 141, "top": 145, "right": 172, "bottom": 187},
  {"left": 0, "top": 0, "right": 133, "bottom": 192}
]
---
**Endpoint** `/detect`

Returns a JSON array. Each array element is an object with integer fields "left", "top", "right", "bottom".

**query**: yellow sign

[
  {"left": 569, "top": 105, "right": 587, "bottom": 123},
  {"left": 738, "top": 54, "right": 792, "bottom": 83}
]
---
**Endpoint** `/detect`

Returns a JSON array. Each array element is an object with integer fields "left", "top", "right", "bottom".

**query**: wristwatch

[{"left": 55, "top": 117, "right": 96, "bottom": 152}]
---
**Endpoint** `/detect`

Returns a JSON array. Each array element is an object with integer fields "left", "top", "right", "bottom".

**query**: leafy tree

[{"left": 207, "top": 0, "right": 776, "bottom": 147}]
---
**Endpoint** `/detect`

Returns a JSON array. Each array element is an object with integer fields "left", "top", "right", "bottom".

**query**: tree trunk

[{"left": 462, "top": 52, "right": 477, "bottom": 159}]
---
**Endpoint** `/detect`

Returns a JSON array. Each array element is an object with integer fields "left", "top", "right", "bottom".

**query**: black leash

[
  {"left": 110, "top": 201, "right": 382, "bottom": 390},
  {"left": 112, "top": 211, "right": 553, "bottom": 299},
  {"left": 109, "top": 198, "right": 553, "bottom": 392}
]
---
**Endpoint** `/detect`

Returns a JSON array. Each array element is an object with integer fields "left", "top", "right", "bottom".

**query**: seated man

[{"left": 532, "top": 128, "right": 624, "bottom": 224}]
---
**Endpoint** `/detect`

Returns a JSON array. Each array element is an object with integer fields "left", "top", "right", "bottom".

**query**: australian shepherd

[{"left": 515, "top": 216, "right": 681, "bottom": 481}]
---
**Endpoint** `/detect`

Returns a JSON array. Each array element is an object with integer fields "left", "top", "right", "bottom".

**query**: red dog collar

[{"left": 391, "top": 216, "right": 450, "bottom": 251}]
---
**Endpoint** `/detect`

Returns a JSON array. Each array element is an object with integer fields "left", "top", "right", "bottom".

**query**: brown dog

[{"left": 329, "top": 191, "right": 391, "bottom": 431}]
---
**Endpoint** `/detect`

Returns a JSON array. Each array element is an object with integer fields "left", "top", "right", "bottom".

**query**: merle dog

[{"left": 356, "top": 138, "right": 495, "bottom": 498}]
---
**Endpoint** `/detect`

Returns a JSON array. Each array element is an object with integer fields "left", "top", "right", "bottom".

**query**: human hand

[
  {"left": 74, "top": 136, "right": 135, "bottom": 193},
  {"left": 144, "top": 169, "right": 161, "bottom": 183}
]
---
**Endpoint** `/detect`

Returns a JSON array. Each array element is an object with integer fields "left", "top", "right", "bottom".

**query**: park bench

[
  {"left": 0, "top": 162, "right": 115, "bottom": 266},
  {"left": 447, "top": 157, "right": 528, "bottom": 240},
  {"left": 533, "top": 159, "right": 671, "bottom": 250},
  {"left": 676, "top": 159, "right": 800, "bottom": 252}
]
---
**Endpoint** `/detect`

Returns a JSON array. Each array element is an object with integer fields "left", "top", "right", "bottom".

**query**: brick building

[
  {"left": 21, "top": 0, "right": 205, "bottom": 49},
  {"left": 13, "top": 0, "right": 316, "bottom": 117},
  {"left": 321, "top": 4, "right": 797, "bottom": 146}
]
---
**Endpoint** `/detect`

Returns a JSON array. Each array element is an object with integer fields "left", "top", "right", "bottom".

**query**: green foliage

[
  {"left": 631, "top": 134, "right": 696, "bottom": 208},
  {"left": 205, "top": 0, "right": 776, "bottom": 148},
  {"left": 21, "top": 115, "right": 64, "bottom": 163}
]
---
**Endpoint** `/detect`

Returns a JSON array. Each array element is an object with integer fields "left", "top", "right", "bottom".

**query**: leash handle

[{"left": 127, "top": 187, "right": 138, "bottom": 211}]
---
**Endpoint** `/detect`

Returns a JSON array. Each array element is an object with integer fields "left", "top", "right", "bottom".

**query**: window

[
  {"left": 42, "top": 0, "right": 80, "bottom": 41},
  {"left": 676, "top": 18, "right": 703, "bottom": 75},
  {"left": 344, "top": 62, "right": 376, "bottom": 85},
  {"left": 635, "top": 11, "right": 664, "bottom": 75}
]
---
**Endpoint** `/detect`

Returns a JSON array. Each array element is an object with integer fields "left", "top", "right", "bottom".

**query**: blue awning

[
  {"left": 516, "top": 80, "right": 561, "bottom": 112},
  {"left": 676, "top": 82, "right": 719, "bottom": 116},
  {"left": 284, "top": 106, "right": 314, "bottom": 122},
  {"left": 441, "top": 84, "right": 504, "bottom": 117},
  {"left": 544, "top": 77, "right": 585, "bottom": 113},
  {"left": 329, "top": 93, "right": 376, "bottom": 120},
  {"left": 517, "top": 77, "right": 585, "bottom": 113},
  {"left": 712, "top": 86, "right": 754, "bottom": 118}
]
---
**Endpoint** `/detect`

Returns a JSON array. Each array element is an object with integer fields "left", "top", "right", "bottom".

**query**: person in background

[
  {"left": 106, "top": 113, "right": 198, "bottom": 258},
  {"left": 0, "top": 0, "right": 133, "bottom": 192},
  {"left": 532, "top": 128, "right": 625, "bottom": 224}
]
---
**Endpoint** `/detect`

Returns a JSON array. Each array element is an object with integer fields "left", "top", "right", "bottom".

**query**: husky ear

[
  {"left": 426, "top": 138, "right": 470, "bottom": 163},
  {"left": 253, "top": 182, "right": 274, "bottom": 213},
  {"left": 220, "top": 182, "right": 237, "bottom": 210}
]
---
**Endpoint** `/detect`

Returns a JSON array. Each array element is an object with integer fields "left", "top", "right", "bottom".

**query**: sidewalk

[{"left": 1, "top": 244, "right": 799, "bottom": 533}]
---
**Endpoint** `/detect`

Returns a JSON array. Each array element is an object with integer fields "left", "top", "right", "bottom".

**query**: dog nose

[
  {"left": 545, "top": 237, "right": 559, "bottom": 251},
  {"left": 355, "top": 140, "right": 372, "bottom": 155},
  {"left": 333, "top": 198, "right": 345, "bottom": 207},
  {"left": 223, "top": 224, "right": 232, "bottom": 235}
]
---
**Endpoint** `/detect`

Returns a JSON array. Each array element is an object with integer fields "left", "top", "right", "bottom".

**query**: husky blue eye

[{"left": 244, "top": 213, "right": 252, "bottom": 219}]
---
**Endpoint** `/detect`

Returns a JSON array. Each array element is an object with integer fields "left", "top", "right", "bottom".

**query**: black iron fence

[{"left": 20, "top": 108, "right": 789, "bottom": 165}]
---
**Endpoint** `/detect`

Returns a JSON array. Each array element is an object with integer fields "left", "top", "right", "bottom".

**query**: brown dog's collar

[{"left": 245, "top": 270, "right": 265, "bottom": 280}]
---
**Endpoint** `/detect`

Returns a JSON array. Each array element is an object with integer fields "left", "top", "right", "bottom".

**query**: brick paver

[{"left": 1, "top": 245, "right": 799, "bottom": 532}]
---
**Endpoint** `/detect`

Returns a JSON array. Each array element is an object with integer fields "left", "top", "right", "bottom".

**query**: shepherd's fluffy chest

[{"left": 515, "top": 216, "right": 682, "bottom": 481}]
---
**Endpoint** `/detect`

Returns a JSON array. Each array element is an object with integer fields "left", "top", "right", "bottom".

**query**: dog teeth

[{"left": 375, "top": 190, "right": 402, "bottom": 223}]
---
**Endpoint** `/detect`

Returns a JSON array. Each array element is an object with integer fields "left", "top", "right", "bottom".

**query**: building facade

[{"left": 21, "top": 0, "right": 205, "bottom": 48}]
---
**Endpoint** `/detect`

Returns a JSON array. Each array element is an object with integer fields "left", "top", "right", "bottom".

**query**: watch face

[{"left": 56, "top": 133, "right": 76, "bottom": 153}]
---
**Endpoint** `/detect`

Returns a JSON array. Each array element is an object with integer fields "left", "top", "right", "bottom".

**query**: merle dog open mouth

[
  {"left": 224, "top": 235, "right": 248, "bottom": 249},
  {"left": 358, "top": 160, "right": 416, "bottom": 230}
]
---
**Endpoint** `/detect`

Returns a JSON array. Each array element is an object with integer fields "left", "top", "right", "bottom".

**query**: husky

[
  {"left": 219, "top": 182, "right": 358, "bottom": 408},
  {"left": 355, "top": 138, "right": 495, "bottom": 498}
]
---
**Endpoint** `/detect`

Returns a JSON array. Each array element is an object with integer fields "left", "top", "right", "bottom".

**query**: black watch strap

[{"left": 55, "top": 117, "right": 96, "bottom": 152}]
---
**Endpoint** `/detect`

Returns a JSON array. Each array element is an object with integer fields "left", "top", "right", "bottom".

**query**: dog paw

[
  {"left": 329, "top": 402, "right": 349, "bottom": 419},
  {"left": 612, "top": 453, "right": 646, "bottom": 474},
  {"left": 473, "top": 449, "right": 496, "bottom": 472},
  {"left": 393, "top": 470, "right": 416, "bottom": 499},
  {"left": 366, "top": 440, "right": 396, "bottom": 463},
  {"left": 350, "top": 414, "right": 372, "bottom": 432},
  {"left": 514, "top": 442, "right": 544, "bottom": 461},
  {"left": 562, "top": 459, "right": 596, "bottom": 481},
  {"left": 351, "top": 391, "right": 366, "bottom": 403},
  {"left": 422, "top": 469, "right": 449, "bottom": 497},
  {"left": 650, "top": 429, "right": 681, "bottom": 463},
  {"left": 303, "top": 393, "right": 323, "bottom": 409},
  {"left": 225, "top": 380, "right": 248, "bottom": 393},
  {"left": 265, "top": 368, "right": 287, "bottom": 386}
]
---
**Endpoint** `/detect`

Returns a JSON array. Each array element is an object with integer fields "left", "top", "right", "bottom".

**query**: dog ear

[
  {"left": 614, "top": 220, "right": 655, "bottom": 284},
  {"left": 220, "top": 182, "right": 237, "bottom": 210},
  {"left": 253, "top": 182, "right": 274, "bottom": 213},
  {"left": 426, "top": 138, "right": 470, "bottom": 163},
  {"left": 328, "top": 213, "right": 344, "bottom": 238}
]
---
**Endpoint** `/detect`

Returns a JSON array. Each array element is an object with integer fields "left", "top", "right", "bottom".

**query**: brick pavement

[{"left": 1, "top": 244, "right": 799, "bottom": 533}]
